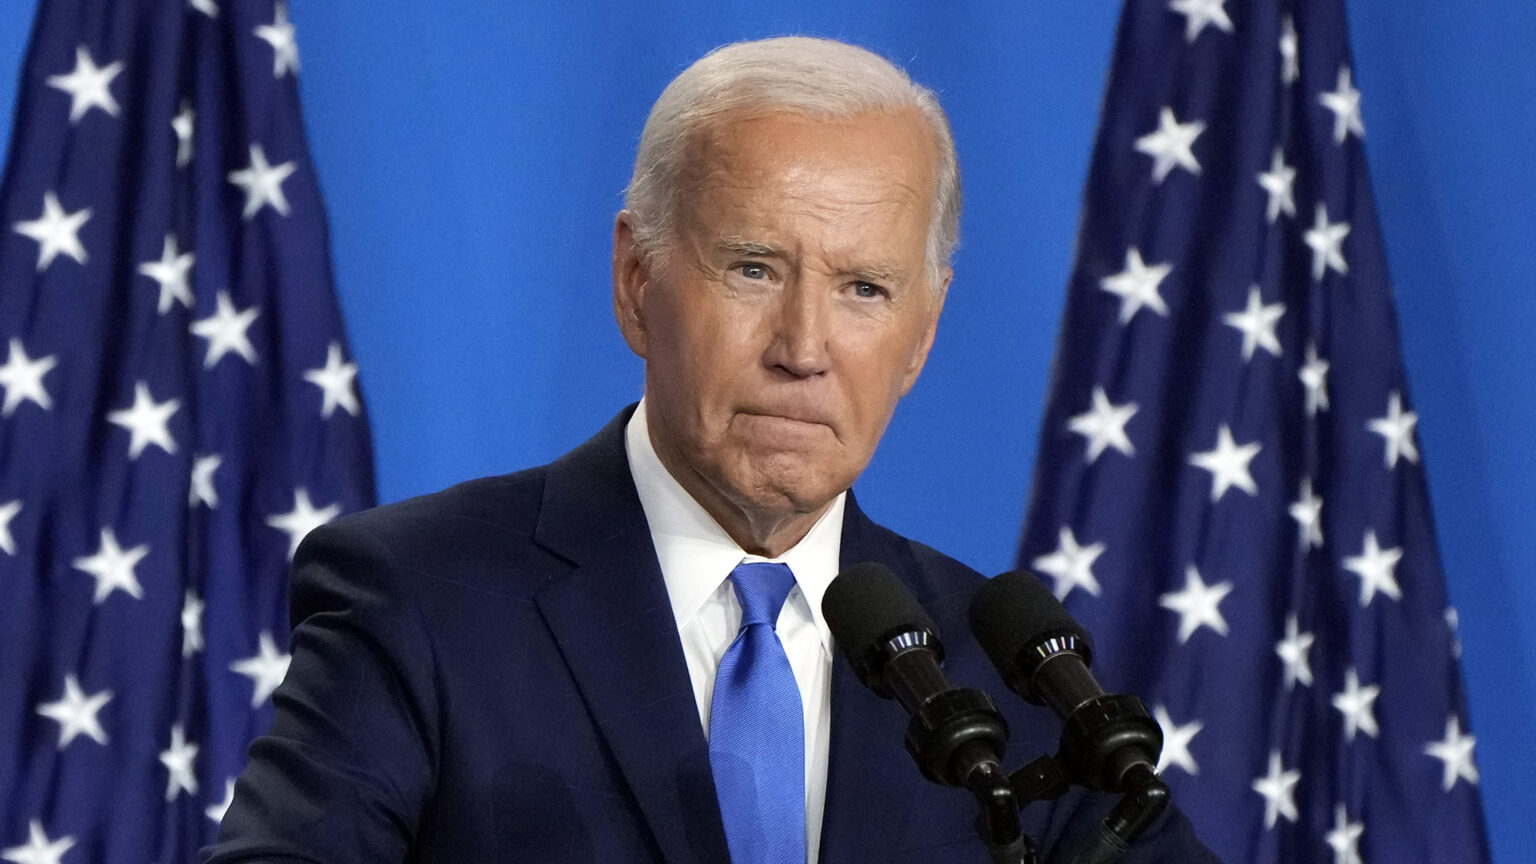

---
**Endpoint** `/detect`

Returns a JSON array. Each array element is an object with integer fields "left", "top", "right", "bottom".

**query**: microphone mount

[
  {"left": 874, "top": 630, "right": 1037, "bottom": 864},
  {"left": 823, "top": 563, "right": 1172, "bottom": 864},
  {"left": 965, "top": 570, "right": 1174, "bottom": 863},
  {"left": 872, "top": 629, "right": 1011, "bottom": 790}
]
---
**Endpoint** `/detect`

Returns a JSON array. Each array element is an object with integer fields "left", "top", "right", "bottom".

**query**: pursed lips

[{"left": 737, "top": 408, "right": 833, "bottom": 429}]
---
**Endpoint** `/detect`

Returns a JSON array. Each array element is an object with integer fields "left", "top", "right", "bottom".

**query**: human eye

[
  {"left": 734, "top": 262, "right": 771, "bottom": 281},
  {"left": 850, "top": 280, "right": 889, "bottom": 300}
]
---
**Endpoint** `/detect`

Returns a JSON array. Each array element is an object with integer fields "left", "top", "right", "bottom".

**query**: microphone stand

[
  {"left": 895, "top": 685, "right": 1037, "bottom": 864},
  {"left": 964, "top": 757, "right": 1036, "bottom": 864},
  {"left": 959, "top": 694, "right": 1170, "bottom": 864},
  {"left": 1002, "top": 752, "right": 1168, "bottom": 864}
]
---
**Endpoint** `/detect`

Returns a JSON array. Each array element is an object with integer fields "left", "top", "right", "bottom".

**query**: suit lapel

[
  {"left": 817, "top": 493, "right": 946, "bottom": 863},
  {"left": 531, "top": 409, "right": 730, "bottom": 864}
]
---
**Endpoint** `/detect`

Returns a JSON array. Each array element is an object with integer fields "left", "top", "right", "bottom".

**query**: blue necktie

[{"left": 709, "top": 561, "right": 806, "bottom": 864}]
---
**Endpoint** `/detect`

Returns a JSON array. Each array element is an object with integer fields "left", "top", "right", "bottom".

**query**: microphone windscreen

[
  {"left": 822, "top": 562, "right": 939, "bottom": 688},
  {"left": 969, "top": 569, "right": 1091, "bottom": 684}
]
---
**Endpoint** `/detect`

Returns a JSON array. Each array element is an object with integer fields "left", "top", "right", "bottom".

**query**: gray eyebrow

[
  {"left": 716, "top": 237, "right": 781, "bottom": 257},
  {"left": 847, "top": 262, "right": 906, "bottom": 284}
]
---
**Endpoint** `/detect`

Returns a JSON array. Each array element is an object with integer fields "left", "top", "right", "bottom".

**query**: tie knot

[{"left": 728, "top": 561, "right": 796, "bottom": 629}]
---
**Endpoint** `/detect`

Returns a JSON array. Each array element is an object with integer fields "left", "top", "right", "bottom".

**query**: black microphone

[
  {"left": 969, "top": 570, "right": 1163, "bottom": 795},
  {"left": 821, "top": 562, "right": 1010, "bottom": 790}
]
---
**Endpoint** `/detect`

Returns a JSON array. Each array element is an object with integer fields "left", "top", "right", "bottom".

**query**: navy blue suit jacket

[{"left": 205, "top": 408, "right": 1219, "bottom": 863}]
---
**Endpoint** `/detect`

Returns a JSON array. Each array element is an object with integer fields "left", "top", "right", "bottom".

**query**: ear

[
  {"left": 612, "top": 211, "right": 652, "bottom": 358},
  {"left": 897, "top": 269, "right": 950, "bottom": 398}
]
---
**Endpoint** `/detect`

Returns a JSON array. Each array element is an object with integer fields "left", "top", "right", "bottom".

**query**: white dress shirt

[{"left": 625, "top": 399, "right": 841, "bottom": 864}]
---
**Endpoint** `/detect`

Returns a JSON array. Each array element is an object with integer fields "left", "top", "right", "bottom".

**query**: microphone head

[
  {"left": 822, "top": 562, "right": 943, "bottom": 691},
  {"left": 969, "top": 569, "right": 1093, "bottom": 702}
]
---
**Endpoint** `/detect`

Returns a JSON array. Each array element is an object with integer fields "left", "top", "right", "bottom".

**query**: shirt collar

[{"left": 625, "top": 398, "right": 844, "bottom": 645}]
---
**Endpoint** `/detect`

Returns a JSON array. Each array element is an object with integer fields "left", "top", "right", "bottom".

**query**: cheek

[
  {"left": 837, "top": 328, "right": 927, "bottom": 422},
  {"left": 650, "top": 303, "right": 762, "bottom": 425}
]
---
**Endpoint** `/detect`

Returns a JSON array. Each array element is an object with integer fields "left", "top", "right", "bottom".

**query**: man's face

[{"left": 614, "top": 108, "right": 948, "bottom": 537}]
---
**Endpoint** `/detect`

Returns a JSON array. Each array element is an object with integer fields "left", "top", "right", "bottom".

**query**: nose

[{"left": 763, "top": 281, "right": 831, "bottom": 379}]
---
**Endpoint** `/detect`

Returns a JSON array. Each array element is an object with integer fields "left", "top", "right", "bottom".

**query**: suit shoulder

[
  {"left": 293, "top": 467, "right": 561, "bottom": 600},
  {"left": 904, "top": 536, "right": 986, "bottom": 587},
  {"left": 866, "top": 516, "right": 987, "bottom": 591},
  {"left": 852, "top": 513, "right": 987, "bottom": 627},
  {"left": 326, "top": 468, "right": 545, "bottom": 542},
  {"left": 903, "top": 536, "right": 988, "bottom": 627}
]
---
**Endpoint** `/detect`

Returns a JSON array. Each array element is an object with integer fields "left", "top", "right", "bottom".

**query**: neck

[{"left": 707, "top": 491, "right": 832, "bottom": 559}]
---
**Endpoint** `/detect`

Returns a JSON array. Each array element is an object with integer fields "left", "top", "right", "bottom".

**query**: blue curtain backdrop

[{"left": 1, "top": 2, "right": 1530, "bottom": 861}]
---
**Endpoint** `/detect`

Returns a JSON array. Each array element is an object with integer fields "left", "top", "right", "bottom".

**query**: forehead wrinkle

[{"left": 678, "top": 112, "right": 937, "bottom": 286}]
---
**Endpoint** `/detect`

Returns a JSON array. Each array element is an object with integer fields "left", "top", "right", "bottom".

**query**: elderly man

[{"left": 207, "top": 37, "right": 1216, "bottom": 864}]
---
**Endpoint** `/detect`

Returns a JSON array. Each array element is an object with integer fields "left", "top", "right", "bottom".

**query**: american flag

[
  {"left": 1018, "top": 1, "right": 1490, "bottom": 861},
  {"left": 0, "top": 1, "right": 373, "bottom": 861}
]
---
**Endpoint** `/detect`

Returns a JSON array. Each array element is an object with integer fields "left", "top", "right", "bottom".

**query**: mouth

[
  {"left": 733, "top": 410, "right": 836, "bottom": 447},
  {"left": 738, "top": 409, "right": 831, "bottom": 428}
]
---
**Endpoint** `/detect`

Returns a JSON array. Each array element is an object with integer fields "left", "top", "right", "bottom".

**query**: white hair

[{"left": 623, "top": 36, "right": 961, "bottom": 291}]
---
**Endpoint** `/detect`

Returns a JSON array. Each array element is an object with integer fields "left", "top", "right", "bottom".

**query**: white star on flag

[
  {"left": 1275, "top": 613, "right": 1315, "bottom": 689},
  {"left": 1343, "top": 529, "right": 1403, "bottom": 607},
  {"left": 1331, "top": 667, "right": 1381, "bottom": 741},
  {"left": 1319, "top": 66, "right": 1365, "bottom": 143},
  {"left": 1168, "top": 0, "right": 1233, "bottom": 43},
  {"left": 1152, "top": 705, "right": 1202, "bottom": 775},
  {"left": 1222, "top": 285, "right": 1285, "bottom": 361},
  {"left": 12, "top": 191, "right": 91, "bottom": 271},
  {"left": 45, "top": 45, "right": 122, "bottom": 124},
  {"left": 1304, "top": 203, "right": 1350, "bottom": 280},
  {"left": 158, "top": 724, "right": 200, "bottom": 800},
  {"left": 190, "top": 291, "right": 260, "bottom": 367},
  {"left": 1367, "top": 390, "right": 1419, "bottom": 468},
  {"left": 1032, "top": 527, "right": 1106, "bottom": 601},
  {"left": 1251, "top": 750, "right": 1301, "bottom": 829},
  {"left": 1158, "top": 565, "right": 1233, "bottom": 643},
  {"left": 228, "top": 143, "right": 297, "bottom": 220},
  {"left": 71, "top": 527, "right": 149, "bottom": 604},
  {"left": 1299, "top": 343, "right": 1330, "bottom": 416},
  {"left": 1279, "top": 15, "right": 1299, "bottom": 86},
  {"left": 137, "top": 233, "right": 196, "bottom": 314},
  {"left": 0, "top": 499, "right": 20, "bottom": 556},
  {"left": 1288, "top": 476, "right": 1323, "bottom": 548},
  {"left": 304, "top": 342, "right": 361, "bottom": 418},
  {"left": 1256, "top": 148, "right": 1297, "bottom": 223},
  {"left": 181, "top": 590, "right": 206, "bottom": 657},
  {"left": 1424, "top": 715, "right": 1479, "bottom": 792},
  {"left": 266, "top": 487, "right": 341, "bottom": 560},
  {"left": 1325, "top": 804, "right": 1365, "bottom": 864},
  {"left": 230, "top": 631, "right": 291, "bottom": 709},
  {"left": 1067, "top": 386, "right": 1138, "bottom": 463},
  {"left": 0, "top": 820, "right": 76, "bottom": 864},
  {"left": 254, "top": 2, "right": 300, "bottom": 78},
  {"left": 188, "top": 0, "right": 219, "bottom": 19},
  {"left": 1099, "top": 246, "right": 1172, "bottom": 324},
  {"left": 34, "top": 674, "right": 111, "bottom": 749},
  {"left": 0, "top": 339, "right": 58, "bottom": 416},
  {"left": 107, "top": 381, "right": 180, "bottom": 459},
  {"left": 1134, "top": 106, "right": 1205, "bottom": 183},
  {"left": 172, "top": 102, "right": 195, "bottom": 167},
  {"left": 189, "top": 453, "right": 223, "bottom": 509},
  {"left": 1188, "top": 424, "right": 1261, "bottom": 502},
  {"left": 207, "top": 778, "right": 237, "bottom": 825}
]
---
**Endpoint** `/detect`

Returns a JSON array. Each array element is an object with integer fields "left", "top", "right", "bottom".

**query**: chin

[{"left": 730, "top": 459, "right": 853, "bottom": 515}]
